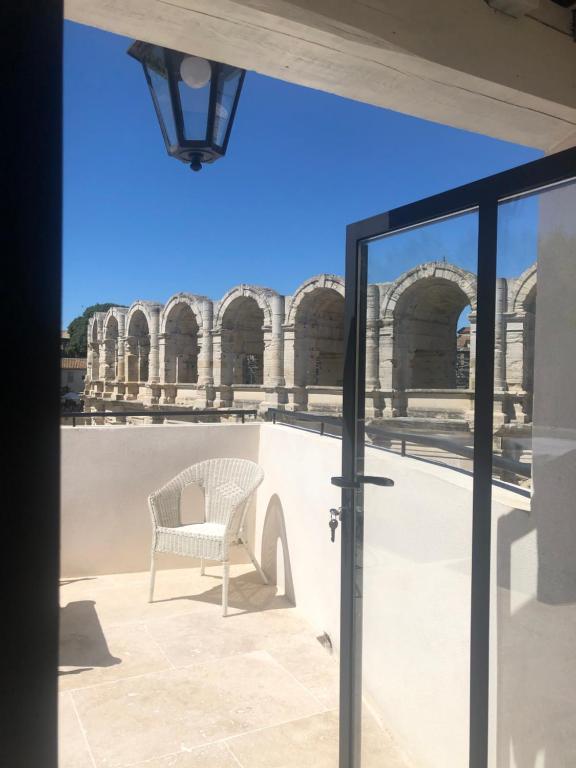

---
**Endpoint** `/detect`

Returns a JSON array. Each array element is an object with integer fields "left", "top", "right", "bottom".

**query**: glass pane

[
  {"left": 212, "top": 66, "right": 243, "bottom": 147},
  {"left": 362, "top": 211, "right": 479, "bottom": 766},
  {"left": 144, "top": 47, "right": 177, "bottom": 148},
  {"left": 490, "top": 180, "right": 576, "bottom": 766},
  {"left": 178, "top": 68, "right": 211, "bottom": 142}
]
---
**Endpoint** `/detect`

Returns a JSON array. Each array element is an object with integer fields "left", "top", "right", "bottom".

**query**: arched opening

[
  {"left": 394, "top": 277, "right": 472, "bottom": 390},
  {"left": 523, "top": 286, "right": 536, "bottom": 419},
  {"left": 221, "top": 296, "right": 264, "bottom": 385},
  {"left": 294, "top": 288, "right": 345, "bottom": 387},
  {"left": 126, "top": 310, "right": 150, "bottom": 383},
  {"left": 164, "top": 303, "right": 200, "bottom": 384},
  {"left": 104, "top": 316, "right": 118, "bottom": 380}
]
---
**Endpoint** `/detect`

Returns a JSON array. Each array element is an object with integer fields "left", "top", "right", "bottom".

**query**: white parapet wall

[
  {"left": 60, "top": 422, "right": 260, "bottom": 576},
  {"left": 60, "top": 421, "right": 575, "bottom": 768}
]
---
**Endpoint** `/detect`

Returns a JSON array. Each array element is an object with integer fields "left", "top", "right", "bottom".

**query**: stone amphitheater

[{"left": 84, "top": 261, "right": 536, "bottom": 431}]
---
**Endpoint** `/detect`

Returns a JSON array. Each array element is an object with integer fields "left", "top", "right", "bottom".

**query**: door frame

[{"left": 338, "top": 146, "right": 576, "bottom": 768}]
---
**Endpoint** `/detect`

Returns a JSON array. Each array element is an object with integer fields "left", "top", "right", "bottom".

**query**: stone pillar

[
  {"left": 265, "top": 295, "right": 285, "bottom": 387},
  {"left": 198, "top": 300, "right": 213, "bottom": 386},
  {"left": 468, "top": 311, "right": 477, "bottom": 391},
  {"left": 494, "top": 277, "right": 507, "bottom": 392},
  {"left": 117, "top": 313, "right": 126, "bottom": 382},
  {"left": 98, "top": 344, "right": 107, "bottom": 381},
  {"left": 158, "top": 333, "right": 168, "bottom": 384},
  {"left": 86, "top": 341, "right": 94, "bottom": 383},
  {"left": 283, "top": 326, "right": 295, "bottom": 389},
  {"left": 148, "top": 306, "right": 160, "bottom": 384},
  {"left": 366, "top": 285, "right": 380, "bottom": 390},
  {"left": 378, "top": 317, "right": 394, "bottom": 390},
  {"left": 212, "top": 329, "right": 233, "bottom": 408}
]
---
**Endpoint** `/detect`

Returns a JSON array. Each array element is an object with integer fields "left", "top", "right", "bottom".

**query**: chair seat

[
  {"left": 155, "top": 522, "right": 228, "bottom": 561},
  {"left": 165, "top": 522, "right": 226, "bottom": 539}
]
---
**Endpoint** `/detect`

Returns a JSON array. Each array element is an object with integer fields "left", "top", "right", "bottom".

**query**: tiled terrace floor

[{"left": 59, "top": 564, "right": 410, "bottom": 768}]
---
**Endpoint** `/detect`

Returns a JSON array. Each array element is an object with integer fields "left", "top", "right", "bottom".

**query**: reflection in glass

[
  {"left": 491, "top": 181, "right": 576, "bottom": 767},
  {"left": 361, "top": 211, "right": 478, "bottom": 767}
]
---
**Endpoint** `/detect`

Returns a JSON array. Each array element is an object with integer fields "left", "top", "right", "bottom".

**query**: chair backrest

[
  {"left": 191, "top": 457, "right": 263, "bottom": 527},
  {"left": 149, "top": 458, "right": 264, "bottom": 534}
]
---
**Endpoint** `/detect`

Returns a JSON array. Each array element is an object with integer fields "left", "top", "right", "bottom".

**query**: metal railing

[
  {"left": 266, "top": 408, "right": 531, "bottom": 480},
  {"left": 62, "top": 408, "right": 258, "bottom": 427}
]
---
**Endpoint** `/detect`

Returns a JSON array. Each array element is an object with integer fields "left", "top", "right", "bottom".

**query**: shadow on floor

[
  {"left": 152, "top": 569, "right": 291, "bottom": 615},
  {"left": 59, "top": 600, "right": 121, "bottom": 674}
]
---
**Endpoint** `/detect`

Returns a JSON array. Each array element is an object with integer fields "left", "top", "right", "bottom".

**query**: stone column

[
  {"left": 158, "top": 333, "right": 168, "bottom": 384},
  {"left": 98, "top": 344, "right": 107, "bottom": 381},
  {"left": 468, "top": 312, "right": 477, "bottom": 391},
  {"left": 266, "top": 295, "right": 285, "bottom": 387},
  {"left": 378, "top": 317, "right": 394, "bottom": 390},
  {"left": 283, "top": 326, "right": 295, "bottom": 389},
  {"left": 366, "top": 285, "right": 380, "bottom": 390},
  {"left": 86, "top": 341, "right": 94, "bottom": 382},
  {"left": 212, "top": 329, "right": 233, "bottom": 407},
  {"left": 198, "top": 300, "right": 213, "bottom": 385},
  {"left": 117, "top": 313, "right": 126, "bottom": 382},
  {"left": 148, "top": 306, "right": 160, "bottom": 384},
  {"left": 494, "top": 277, "right": 508, "bottom": 392}
]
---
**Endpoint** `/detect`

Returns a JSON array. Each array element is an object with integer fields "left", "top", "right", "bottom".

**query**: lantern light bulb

[{"left": 180, "top": 56, "right": 212, "bottom": 89}]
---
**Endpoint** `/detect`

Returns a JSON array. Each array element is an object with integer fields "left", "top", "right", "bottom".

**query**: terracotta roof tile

[{"left": 61, "top": 358, "right": 87, "bottom": 369}]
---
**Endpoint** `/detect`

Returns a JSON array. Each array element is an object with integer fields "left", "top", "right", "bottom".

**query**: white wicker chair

[{"left": 148, "top": 458, "right": 267, "bottom": 616}]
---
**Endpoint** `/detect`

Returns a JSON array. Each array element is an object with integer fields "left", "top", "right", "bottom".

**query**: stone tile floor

[{"left": 59, "top": 564, "right": 410, "bottom": 768}]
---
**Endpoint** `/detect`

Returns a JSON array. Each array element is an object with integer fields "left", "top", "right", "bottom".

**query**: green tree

[{"left": 66, "top": 303, "right": 122, "bottom": 358}]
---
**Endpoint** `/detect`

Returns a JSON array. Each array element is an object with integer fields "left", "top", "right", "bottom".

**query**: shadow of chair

[{"left": 59, "top": 600, "right": 121, "bottom": 675}]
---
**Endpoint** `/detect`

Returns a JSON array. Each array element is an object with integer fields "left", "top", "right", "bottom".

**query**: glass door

[{"left": 336, "top": 147, "right": 576, "bottom": 768}]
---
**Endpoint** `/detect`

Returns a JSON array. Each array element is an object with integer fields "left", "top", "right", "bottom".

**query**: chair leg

[
  {"left": 222, "top": 561, "right": 229, "bottom": 617},
  {"left": 149, "top": 551, "right": 156, "bottom": 603},
  {"left": 243, "top": 540, "right": 268, "bottom": 585},
  {"left": 200, "top": 558, "right": 205, "bottom": 576}
]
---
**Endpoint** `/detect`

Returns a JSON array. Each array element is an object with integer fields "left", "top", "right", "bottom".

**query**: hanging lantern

[{"left": 128, "top": 41, "right": 245, "bottom": 171}]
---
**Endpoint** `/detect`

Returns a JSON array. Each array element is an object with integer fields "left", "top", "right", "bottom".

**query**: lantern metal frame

[{"left": 128, "top": 41, "right": 245, "bottom": 171}]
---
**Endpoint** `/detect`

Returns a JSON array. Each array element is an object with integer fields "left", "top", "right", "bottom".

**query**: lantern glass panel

[
  {"left": 213, "top": 66, "right": 243, "bottom": 148},
  {"left": 144, "top": 46, "right": 177, "bottom": 149},
  {"left": 178, "top": 67, "right": 212, "bottom": 142}
]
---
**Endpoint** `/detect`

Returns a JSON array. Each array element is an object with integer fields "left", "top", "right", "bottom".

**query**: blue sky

[{"left": 63, "top": 20, "right": 540, "bottom": 326}]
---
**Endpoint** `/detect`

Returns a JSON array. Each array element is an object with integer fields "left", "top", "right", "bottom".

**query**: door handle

[{"left": 331, "top": 475, "right": 394, "bottom": 489}]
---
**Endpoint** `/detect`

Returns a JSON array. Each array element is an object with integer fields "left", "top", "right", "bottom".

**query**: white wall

[
  {"left": 254, "top": 424, "right": 342, "bottom": 645},
  {"left": 60, "top": 423, "right": 260, "bottom": 576}
]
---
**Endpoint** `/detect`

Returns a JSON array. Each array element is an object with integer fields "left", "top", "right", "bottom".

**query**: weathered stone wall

[{"left": 85, "top": 262, "right": 536, "bottom": 423}]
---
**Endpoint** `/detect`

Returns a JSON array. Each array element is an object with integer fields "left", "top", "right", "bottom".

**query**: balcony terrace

[
  {"left": 58, "top": 414, "right": 574, "bottom": 768},
  {"left": 59, "top": 565, "right": 406, "bottom": 768}
]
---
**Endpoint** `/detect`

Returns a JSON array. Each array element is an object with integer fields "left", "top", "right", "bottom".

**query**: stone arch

[
  {"left": 160, "top": 294, "right": 206, "bottom": 384},
  {"left": 87, "top": 316, "right": 100, "bottom": 381},
  {"left": 511, "top": 263, "right": 537, "bottom": 315},
  {"left": 103, "top": 313, "right": 119, "bottom": 380},
  {"left": 285, "top": 274, "right": 345, "bottom": 326},
  {"left": 511, "top": 265, "right": 537, "bottom": 412},
  {"left": 214, "top": 285, "right": 275, "bottom": 330},
  {"left": 125, "top": 301, "right": 155, "bottom": 383},
  {"left": 88, "top": 312, "right": 107, "bottom": 382},
  {"left": 215, "top": 286, "right": 277, "bottom": 387},
  {"left": 287, "top": 275, "right": 345, "bottom": 388},
  {"left": 382, "top": 262, "right": 477, "bottom": 390},
  {"left": 101, "top": 307, "right": 126, "bottom": 381}
]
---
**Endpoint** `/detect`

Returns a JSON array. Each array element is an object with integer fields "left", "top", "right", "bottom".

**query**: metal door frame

[{"left": 338, "top": 146, "right": 576, "bottom": 768}]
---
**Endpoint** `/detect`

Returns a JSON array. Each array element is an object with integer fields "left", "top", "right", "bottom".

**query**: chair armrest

[
  {"left": 149, "top": 485, "right": 181, "bottom": 529},
  {"left": 148, "top": 465, "right": 204, "bottom": 529}
]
